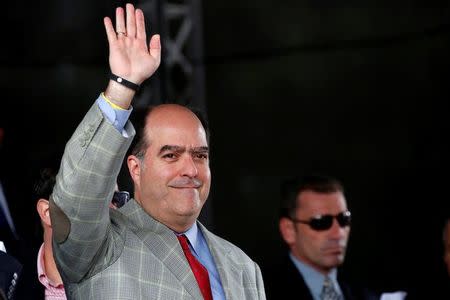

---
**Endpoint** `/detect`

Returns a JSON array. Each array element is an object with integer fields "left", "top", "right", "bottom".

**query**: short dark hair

[
  {"left": 32, "top": 167, "right": 58, "bottom": 239},
  {"left": 128, "top": 105, "right": 210, "bottom": 160},
  {"left": 280, "top": 174, "right": 344, "bottom": 219},
  {"left": 33, "top": 168, "right": 57, "bottom": 202}
]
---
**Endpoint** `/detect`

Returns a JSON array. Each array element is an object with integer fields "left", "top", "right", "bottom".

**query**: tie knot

[
  {"left": 177, "top": 234, "right": 190, "bottom": 251},
  {"left": 320, "top": 276, "right": 341, "bottom": 300},
  {"left": 323, "top": 276, "right": 332, "bottom": 287}
]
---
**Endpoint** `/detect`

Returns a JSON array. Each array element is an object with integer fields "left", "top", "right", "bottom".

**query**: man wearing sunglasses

[{"left": 263, "top": 175, "right": 378, "bottom": 300}]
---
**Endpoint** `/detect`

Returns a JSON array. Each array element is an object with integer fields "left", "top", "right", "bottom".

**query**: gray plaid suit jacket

[{"left": 50, "top": 102, "right": 266, "bottom": 300}]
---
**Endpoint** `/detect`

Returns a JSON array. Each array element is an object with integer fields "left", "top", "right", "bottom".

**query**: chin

[
  {"left": 170, "top": 190, "right": 205, "bottom": 213},
  {"left": 324, "top": 257, "right": 344, "bottom": 268},
  {"left": 175, "top": 200, "right": 203, "bottom": 216}
]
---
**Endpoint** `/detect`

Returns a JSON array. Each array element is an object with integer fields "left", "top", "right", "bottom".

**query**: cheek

[
  {"left": 198, "top": 166, "right": 211, "bottom": 191},
  {"left": 199, "top": 164, "right": 211, "bottom": 180},
  {"left": 343, "top": 228, "right": 351, "bottom": 240},
  {"left": 297, "top": 232, "right": 317, "bottom": 250},
  {"left": 143, "top": 161, "right": 175, "bottom": 181},
  {"left": 203, "top": 171, "right": 211, "bottom": 188},
  {"left": 302, "top": 233, "right": 325, "bottom": 251}
]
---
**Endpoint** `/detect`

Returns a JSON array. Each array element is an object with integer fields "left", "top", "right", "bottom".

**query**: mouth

[
  {"left": 169, "top": 185, "right": 200, "bottom": 189},
  {"left": 327, "top": 248, "right": 344, "bottom": 254},
  {"left": 168, "top": 178, "right": 202, "bottom": 189},
  {"left": 322, "top": 246, "right": 345, "bottom": 255},
  {"left": 329, "top": 249, "right": 344, "bottom": 255}
]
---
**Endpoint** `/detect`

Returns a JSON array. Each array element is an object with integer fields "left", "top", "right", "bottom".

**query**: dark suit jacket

[
  {"left": 405, "top": 274, "right": 450, "bottom": 300},
  {"left": 262, "top": 255, "right": 379, "bottom": 300},
  {"left": 0, "top": 251, "right": 22, "bottom": 300},
  {"left": 13, "top": 244, "right": 45, "bottom": 300}
]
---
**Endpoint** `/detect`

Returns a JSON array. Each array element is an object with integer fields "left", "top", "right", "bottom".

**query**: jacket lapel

[
  {"left": 199, "top": 223, "right": 242, "bottom": 300},
  {"left": 120, "top": 200, "right": 203, "bottom": 299}
]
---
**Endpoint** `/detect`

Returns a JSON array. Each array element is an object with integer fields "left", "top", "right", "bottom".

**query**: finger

[
  {"left": 149, "top": 34, "right": 161, "bottom": 65},
  {"left": 104, "top": 17, "right": 117, "bottom": 44},
  {"left": 126, "top": 3, "right": 136, "bottom": 38},
  {"left": 135, "top": 9, "right": 146, "bottom": 41},
  {"left": 115, "top": 6, "right": 126, "bottom": 35}
]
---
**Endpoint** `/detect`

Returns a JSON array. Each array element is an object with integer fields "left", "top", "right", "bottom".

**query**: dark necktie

[{"left": 177, "top": 234, "right": 213, "bottom": 300}]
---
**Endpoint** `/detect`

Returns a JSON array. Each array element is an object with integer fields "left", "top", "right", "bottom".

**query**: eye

[
  {"left": 162, "top": 153, "right": 177, "bottom": 160},
  {"left": 194, "top": 153, "right": 208, "bottom": 160}
]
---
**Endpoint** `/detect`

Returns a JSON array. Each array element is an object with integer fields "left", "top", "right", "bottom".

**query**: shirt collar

[
  {"left": 289, "top": 252, "right": 339, "bottom": 297},
  {"left": 177, "top": 222, "right": 200, "bottom": 255},
  {"left": 37, "top": 243, "right": 64, "bottom": 289}
]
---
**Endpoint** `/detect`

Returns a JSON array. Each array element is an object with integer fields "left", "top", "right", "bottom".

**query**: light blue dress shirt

[
  {"left": 289, "top": 252, "right": 344, "bottom": 300},
  {"left": 181, "top": 223, "right": 226, "bottom": 300},
  {"left": 97, "top": 94, "right": 226, "bottom": 299},
  {"left": 96, "top": 95, "right": 132, "bottom": 133}
]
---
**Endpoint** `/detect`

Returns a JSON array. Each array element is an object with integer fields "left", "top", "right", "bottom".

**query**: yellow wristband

[{"left": 102, "top": 92, "right": 126, "bottom": 111}]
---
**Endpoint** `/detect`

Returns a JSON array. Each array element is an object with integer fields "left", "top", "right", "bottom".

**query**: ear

[
  {"left": 127, "top": 155, "right": 142, "bottom": 185},
  {"left": 36, "top": 199, "right": 51, "bottom": 227},
  {"left": 279, "top": 217, "right": 296, "bottom": 246}
]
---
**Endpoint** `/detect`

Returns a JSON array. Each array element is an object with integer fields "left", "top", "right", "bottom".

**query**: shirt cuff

[{"left": 96, "top": 94, "right": 133, "bottom": 134}]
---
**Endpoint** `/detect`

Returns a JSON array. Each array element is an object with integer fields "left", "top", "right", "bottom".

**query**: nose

[
  {"left": 328, "top": 218, "right": 347, "bottom": 239},
  {"left": 180, "top": 155, "right": 198, "bottom": 178}
]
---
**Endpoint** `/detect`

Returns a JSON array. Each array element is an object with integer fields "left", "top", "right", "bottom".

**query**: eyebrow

[
  {"left": 190, "top": 146, "right": 209, "bottom": 154},
  {"left": 158, "top": 145, "right": 209, "bottom": 155}
]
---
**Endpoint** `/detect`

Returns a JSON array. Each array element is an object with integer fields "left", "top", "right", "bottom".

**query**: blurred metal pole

[
  {"left": 133, "top": 0, "right": 165, "bottom": 109},
  {"left": 135, "top": 0, "right": 207, "bottom": 112},
  {"left": 135, "top": 0, "right": 212, "bottom": 228}
]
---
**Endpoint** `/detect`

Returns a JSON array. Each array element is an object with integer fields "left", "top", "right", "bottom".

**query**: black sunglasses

[
  {"left": 291, "top": 211, "right": 351, "bottom": 231},
  {"left": 112, "top": 191, "right": 130, "bottom": 208}
]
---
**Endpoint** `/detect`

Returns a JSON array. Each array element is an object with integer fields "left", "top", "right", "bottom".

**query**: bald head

[
  {"left": 147, "top": 104, "right": 203, "bottom": 130},
  {"left": 131, "top": 104, "right": 209, "bottom": 160}
]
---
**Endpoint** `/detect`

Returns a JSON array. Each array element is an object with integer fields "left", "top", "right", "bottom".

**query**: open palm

[{"left": 104, "top": 4, "right": 161, "bottom": 85}]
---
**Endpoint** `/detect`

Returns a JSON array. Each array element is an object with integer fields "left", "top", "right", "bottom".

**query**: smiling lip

[
  {"left": 323, "top": 247, "right": 344, "bottom": 254},
  {"left": 169, "top": 185, "right": 199, "bottom": 189},
  {"left": 168, "top": 178, "right": 202, "bottom": 189}
]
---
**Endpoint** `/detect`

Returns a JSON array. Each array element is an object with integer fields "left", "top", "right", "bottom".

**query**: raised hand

[{"left": 104, "top": 3, "right": 161, "bottom": 87}]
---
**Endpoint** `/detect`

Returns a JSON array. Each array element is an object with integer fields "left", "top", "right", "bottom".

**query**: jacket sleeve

[
  {"left": 254, "top": 261, "right": 267, "bottom": 300},
  {"left": 49, "top": 102, "right": 135, "bottom": 283}
]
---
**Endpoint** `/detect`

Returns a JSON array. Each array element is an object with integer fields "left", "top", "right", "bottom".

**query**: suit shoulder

[
  {"left": 200, "top": 225, "right": 255, "bottom": 264},
  {"left": 0, "top": 252, "right": 22, "bottom": 299}
]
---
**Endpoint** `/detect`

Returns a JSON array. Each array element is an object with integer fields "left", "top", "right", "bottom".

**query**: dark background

[{"left": 1, "top": 0, "right": 449, "bottom": 296}]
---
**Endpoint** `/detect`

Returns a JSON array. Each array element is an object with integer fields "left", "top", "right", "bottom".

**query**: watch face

[{"left": 112, "top": 191, "right": 130, "bottom": 208}]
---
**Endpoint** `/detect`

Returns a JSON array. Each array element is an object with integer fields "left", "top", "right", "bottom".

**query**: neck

[
  {"left": 291, "top": 251, "right": 334, "bottom": 276},
  {"left": 43, "top": 231, "right": 63, "bottom": 285},
  {"left": 157, "top": 213, "right": 196, "bottom": 233},
  {"left": 170, "top": 220, "right": 195, "bottom": 234},
  {"left": 134, "top": 195, "right": 197, "bottom": 233}
]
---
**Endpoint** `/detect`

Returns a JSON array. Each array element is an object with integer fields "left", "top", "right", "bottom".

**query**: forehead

[
  {"left": 145, "top": 108, "right": 208, "bottom": 148},
  {"left": 296, "top": 190, "right": 347, "bottom": 216}
]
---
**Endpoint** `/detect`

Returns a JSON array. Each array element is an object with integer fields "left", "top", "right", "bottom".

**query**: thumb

[{"left": 149, "top": 34, "right": 161, "bottom": 65}]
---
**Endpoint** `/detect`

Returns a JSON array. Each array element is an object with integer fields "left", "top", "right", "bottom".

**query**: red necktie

[{"left": 177, "top": 234, "right": 213, "bottom": 300}]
